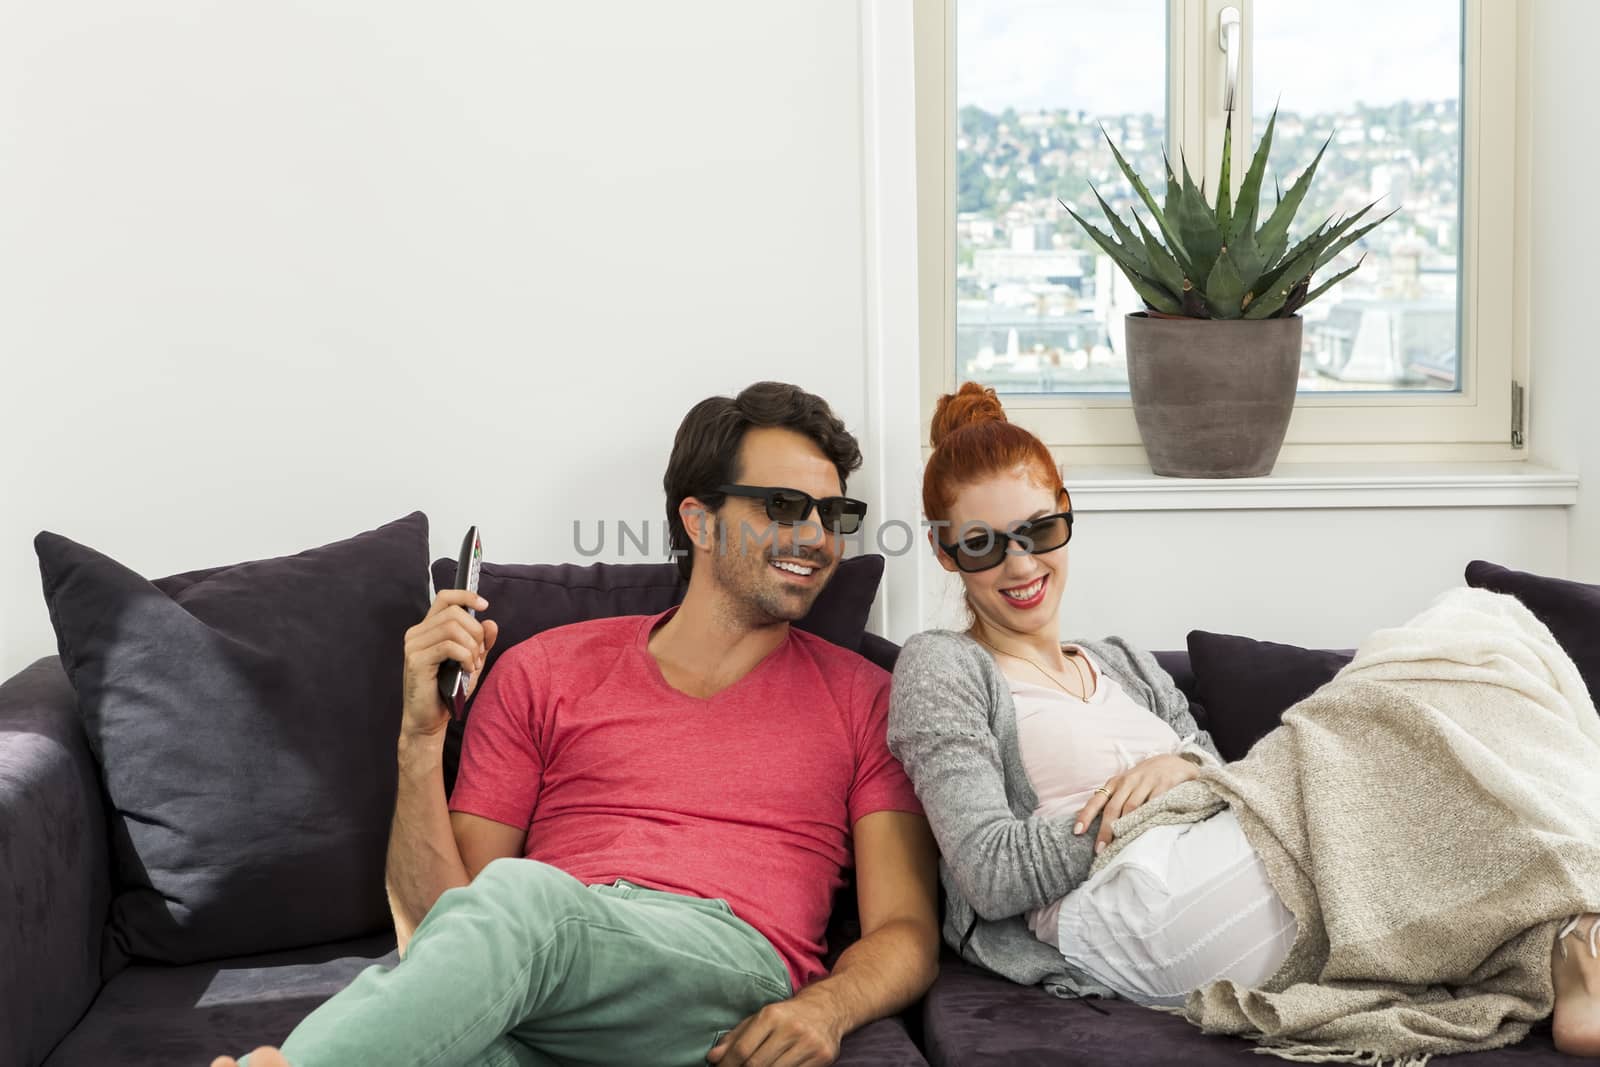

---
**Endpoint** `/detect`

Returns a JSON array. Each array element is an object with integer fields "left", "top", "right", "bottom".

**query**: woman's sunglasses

[
  {"left": 937, "top": 510, "right": 1074, "bottom": 573},
  {"left": 718, "top": 484, "right": 869, "bottom": 535}
]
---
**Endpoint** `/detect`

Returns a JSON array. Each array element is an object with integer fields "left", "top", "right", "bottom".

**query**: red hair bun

[
  {"left": 930, "top": 382, "right": 1008, "bottom": 449},
  {"left": 922, "top": 382, "right": 1062, "bottom": 526}
]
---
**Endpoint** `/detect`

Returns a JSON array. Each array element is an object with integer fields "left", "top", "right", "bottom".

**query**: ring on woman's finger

[{"left": 1092, "top": 785, "right": 1112, "bottom": 798}]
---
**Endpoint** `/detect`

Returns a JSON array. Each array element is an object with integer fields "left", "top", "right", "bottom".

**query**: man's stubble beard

[{"left": 707, "top": 519, "right": 830, "bottom": 626}]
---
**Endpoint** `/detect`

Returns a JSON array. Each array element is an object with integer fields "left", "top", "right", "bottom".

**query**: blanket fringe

[
  {"left": 1249, "top": 1042, "right": 1431, "bottom": 1067},
  {"left": 1140, "top": 1002, "right": 1434, "bottom": 1067},
  {"left": 1145, "top": 1004, "right": 1191, "bottom": 1017}
]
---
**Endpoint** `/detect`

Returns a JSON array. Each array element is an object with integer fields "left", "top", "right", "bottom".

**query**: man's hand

[
  {"left": 401, "top": 590, "right": 499, "bottom": 742},
  {"left": 706, "top": 986, "right": 845, "bottom": 1067},
  {"left": 704, "top": 811, "right": 939, "bottom": 1066},
  {"left": 1073, "top": 753, "right": 1199, "bottom": 855}
]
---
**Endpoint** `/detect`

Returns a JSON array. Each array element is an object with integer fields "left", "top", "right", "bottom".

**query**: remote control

[{"left": 436, "top": 525, "right": 482, "bottom": 716}]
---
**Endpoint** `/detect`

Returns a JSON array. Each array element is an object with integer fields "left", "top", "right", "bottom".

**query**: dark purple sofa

[
  {"left": 0, "top": 557, "right": 924, "bottom": 1067},
  {"left": 1, "top": 606, "right": 1571, "bottom": 1066}
]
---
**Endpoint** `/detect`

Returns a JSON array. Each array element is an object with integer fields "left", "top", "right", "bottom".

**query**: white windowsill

[{"left": 1067, "top": 462, "right": 1580, "bottom": 512}]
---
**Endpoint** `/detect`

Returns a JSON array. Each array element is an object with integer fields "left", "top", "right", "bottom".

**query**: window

[
  {"left": 954, "top": 1, "right": 1166, "bottom": 395},
  {"left": 1251, "top": 1, "right": 1462, "bottom": 393},
  {"left": 916, "top": 0, "right": 1524, "bottom": 463}
]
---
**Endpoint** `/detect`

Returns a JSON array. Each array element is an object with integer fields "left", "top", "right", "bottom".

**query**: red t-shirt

[{"left": 447, "top": 608, "right": 924, "bottom": 991}]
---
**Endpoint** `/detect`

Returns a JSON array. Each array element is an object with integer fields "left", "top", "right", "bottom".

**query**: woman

[{"left": 886, "top": 382, "right": 1600, "bottom": 1058}]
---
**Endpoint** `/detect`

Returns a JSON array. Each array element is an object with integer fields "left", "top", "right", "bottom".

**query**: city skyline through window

[{"left": 956, "top": 0, "right": 1463, "bottom": 396}]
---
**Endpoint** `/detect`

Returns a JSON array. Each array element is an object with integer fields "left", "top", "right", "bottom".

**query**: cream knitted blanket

[{"left": 1088, "top": 588, "right": 1600, "bottom": 1066}]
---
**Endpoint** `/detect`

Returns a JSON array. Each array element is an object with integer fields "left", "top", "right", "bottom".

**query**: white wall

[
  {"left": 4, "top": 1, "right": 1595, "bottom": 676},
  {"left": 1526, "top": 0, "right": 1600, "bottom": 581},
  {"left": 0, "top": 1, "right": 879, "bottom": 675},
  {"left": 918, "top": 505, "right": 1571, "bottom": 651}
]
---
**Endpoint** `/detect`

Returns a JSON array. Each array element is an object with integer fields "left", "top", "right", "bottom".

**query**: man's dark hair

[{"left": 664, "top": 381, "right": 863, "bottom": 580}]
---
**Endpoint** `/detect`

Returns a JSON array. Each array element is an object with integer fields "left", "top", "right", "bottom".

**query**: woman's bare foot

[
  {"left": 210, "top": 1047, "right": 291, "bottom": 1067},
  {"left": 1553, "top": 913, "right": 1600, "bottom": 1057}
]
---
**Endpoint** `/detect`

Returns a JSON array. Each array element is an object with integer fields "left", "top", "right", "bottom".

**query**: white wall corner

[
  {"left": 1525, "top": 0, "right": 1600, "bottom": 580},
  {"left": 859, "top": 0, "right": 926, "bottom": 643}
]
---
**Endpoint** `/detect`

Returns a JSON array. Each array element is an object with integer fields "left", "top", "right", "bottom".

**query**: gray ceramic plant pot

[{"left": 1124, "top": 313, "right": 1303, "bottom": 478}]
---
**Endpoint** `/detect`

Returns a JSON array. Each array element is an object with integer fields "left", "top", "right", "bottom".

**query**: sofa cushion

[
  {"left": 1185, "top": 631, "right": 1353, "bottom": 762},
  {"left": 920, "top": 954, "right": 1563, "bottom": 1066},
  {"left": 1150, "top": 650, "right": 1198, "bottom": 702},
  {"left": 41, "top": 932, "right": 398, "bottom": 1066},
  {"left": 41, "top": 929, "right": 925, "bottom": 1066},
  {"left": 834, "top": 1016, "right": 929, "bottom": 1066},
  {"left": 34, "top": 514, "right": 430, "bottom": 967},
  {"left": 428, "top": 553, "right": 884, "bottom": 664},
  {"left": 428, "top": 554, "right": 885, "bottom": 792},
  {"left": 859, "top": 631, "right": 901, "bottom": 675},
  {"left": 1466, "top": 561, "right": 1600, "bottom": 708},
  {"left": 923, "top": 956, "right": 1256, "bottom": 1066}
]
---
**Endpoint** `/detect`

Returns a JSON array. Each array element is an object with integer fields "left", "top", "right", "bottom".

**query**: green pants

[{"left": 241, "top": 858, "right": 793, "bottom": 1067}]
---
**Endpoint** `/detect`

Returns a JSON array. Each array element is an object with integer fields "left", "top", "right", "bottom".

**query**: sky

[{"left": 958, "top": 0, "right": 1462, "bottom": 117}]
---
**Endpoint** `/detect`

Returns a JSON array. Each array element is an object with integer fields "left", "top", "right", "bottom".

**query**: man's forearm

[
  {"left": 385, "top": 731, "right": 469, "bottom": 955},
  {"left": 794, "top": 918, "right": 939, "bottom": 1037}
]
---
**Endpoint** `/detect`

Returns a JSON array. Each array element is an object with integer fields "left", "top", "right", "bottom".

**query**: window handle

[{"left": 1220, "top": 6, "right": 1241, "bottom": 114}]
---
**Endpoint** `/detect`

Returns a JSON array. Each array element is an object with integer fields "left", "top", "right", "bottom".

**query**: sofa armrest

[{"left": 0, "top": 656, "right": 110, "bottom": 1067}]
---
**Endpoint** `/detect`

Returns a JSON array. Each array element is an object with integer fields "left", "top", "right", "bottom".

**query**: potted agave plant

[{"left": 1063, "top": 111, "right": 1394, "bottom": 477}]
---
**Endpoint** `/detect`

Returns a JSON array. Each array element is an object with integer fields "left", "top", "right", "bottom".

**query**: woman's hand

[{"left": 1073, "top": 754, "right": 1199, "bottom": 856}]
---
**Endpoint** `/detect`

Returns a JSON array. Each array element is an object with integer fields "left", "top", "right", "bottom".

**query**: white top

[{"left": 1006, "top": 645, "right": 1187, "bottom": 937}]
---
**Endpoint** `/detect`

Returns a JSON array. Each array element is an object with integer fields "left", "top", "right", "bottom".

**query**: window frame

[{"left": 917, "top": 0, "right": 1527, "bottom": 464}]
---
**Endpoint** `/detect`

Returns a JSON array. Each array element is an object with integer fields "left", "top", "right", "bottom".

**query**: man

[{"left": 213, "top": 381, "right": 940, "bottom": 1067}]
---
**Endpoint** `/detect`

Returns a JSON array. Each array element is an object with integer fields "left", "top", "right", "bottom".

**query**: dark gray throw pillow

[
  {"left": 1466, "top": 560, "right": 1600, "bottom": 708},
  {"left": 1186, "top": 630, "right": 1355, "bottom": 762},
  {"left": 35, "top": 513, "right": 430, "bottom": 967}
]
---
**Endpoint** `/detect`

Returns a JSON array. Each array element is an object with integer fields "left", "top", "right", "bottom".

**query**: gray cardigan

[{"left": 886, "top": 629, "right": 1224, "bottom": 1000}]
